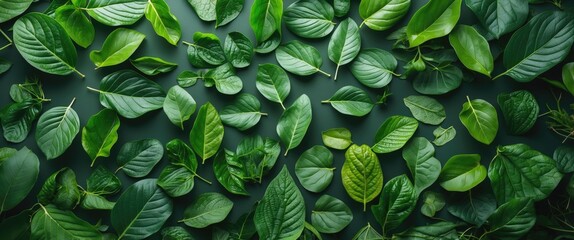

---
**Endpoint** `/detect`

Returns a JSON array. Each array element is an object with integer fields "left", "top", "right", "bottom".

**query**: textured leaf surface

[
  {"left": 284, "top": 0, "right": 335, "bottom": 39},
  {"left": 342, "top": 144, "right": 383, "bottom": 211},
  {"left": 295, "top": 145, "right": 334, "bottom": 193},
  {"left": 90, "top": 28, "right": 145, "bottom": 68},
  {"left": 276, "top": 94, "right": 312, "bottom": 156},
  {"left": 0, "top": 147, "right": 39, "bottom": 213},
  {"left": 350, "top": 49, "right": 397, "bottom": 88},
  {"left": 459, "top": 98, "right": 498, "bottom": 145},
  {"left": 497, "top": 90, "right": 539, "bottom": 135},
  {"left": 402, "top": 137, "right": 440, "bottom": 195},
  {"left": 182, "top": 192, "right": 233, "bottom": 228},
  {"left": 31, "top": 204, "right": 102, "bottom": 239},
  {"left": 35, "top": 103, "right": 80, "bottom": 160},
  {"left": 403, "top": 95, "right": 446, "bottom": 125},
  {"left": 190, "top": 103, "right": 224, "bottom": 162},
  {"left": 371, "top": 175, "right": 417, "bottom": 235},
  {"left": 359, "top": 0, "right": 411, "bottom": 31},
  {"left": 117, "top": 139, "right": 164, "bottom": 178},
  {"left": 372, "top": 115, "right": 418, "bottom": 154}
]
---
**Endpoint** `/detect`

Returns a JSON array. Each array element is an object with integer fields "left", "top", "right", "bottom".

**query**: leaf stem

[
  {"left": 0, "top": 42, "right": 11, "bottom": 51},
  {"left": 0, "top": 28, "right": 11, "bottom": 44},
  {"left": 321, "top": 100, "right": 330, "bottom": 104},
  {"left": 86, "top": 86, "right": 101, "bottom": 93},
  {"left": 279, "top": 101, "right": 286, "bottom": 110},
  {"left": 194, "top": 173, "right": 212, "bottom": 185},
  {"left": 68, "top": 97, "right": 77, "bottom": 108},
  {"left": 259, "top": 112, "right": 268, "bottom": 116},
  {"left": 182, "top": 41, "right": 193, "bottom": 46},
  {"left": 73, "top": 68, "right": 85, "bottom": 78},
  {"left": 316, "top": 68, "right": 331, "bottom": 78},
  {"left": 333, "top": 64, "right": 341, "bottom": 80}
]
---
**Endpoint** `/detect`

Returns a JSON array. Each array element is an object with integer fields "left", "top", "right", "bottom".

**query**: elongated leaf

[
  {"left": 31, "top": 204, "right": 102, "bottom": 239},
  {"left": 0, "top": 0, "right": 33, "bottom": 23},
  {"left": 342, "top": 144, "right": 383, "bottom": 211},
  {"left": 255, "top": 165, "right": 305, "bottom": 240},
  {"left": 328, "top": 18, "right": 361, "bottom": 80},
  {"left": 322, "top": 128, "right": 352, "bottom": 150},
  {"left": 215, "top": 0, "right": 244, "bottom": 27},
  {"left": 224, "top": 32, "right": 253, "bottom": 68},
  {"left": 284, "top": 0, "right": 335, "bottom": 39},
  {"left": 190, "top": 102, "right": 224, "bottom": 162},
  {"left": 402, "top": 137, "right": 440, "bottom": 195},
  {"left": 185, "top": 32, "right": 226, "bottom": 68},
  {"left": 403, "top": 95, "right": 446, "bottom": 125},
  {"left": 312, "top": 195, "right": 353, "bottom": 234},
  {"left": 81, "top": 0, "right": 147, "bottom": 26},
  {"left": 406, "top": 0, "right": 462, "bottom": 47},
  {"left": 489, "top": 144, "right": 563, "bottom": 203},
  {"left": 204, "top": 63, "right": 243, "bottom": 95},
  {"left": 392, "top": 222, "right": 459, "bottom": 239},
  {"left": 465, "top": 0, "right": 528, "bottom": 39},
  {"left": 276, "top": 40, "right": 330, "bottom": 77},
  {"left": 13, "top": 13, "right": 81, "bottom": 77},
  {"left": 277, "top": 94, "right": 312, "bottom": 156},
  {"left": 485, "top": 198, "right": 535, "bottom": 240},
  {"left": 498, "top": 11, "right": 574, "bottom": 82},
  {"left": 145, "top": 0, "right": 181, "bottom": 45},
  {"left": 249, "top": 0, "right": 283, "bottom": 42},
  {"left": 372, "top": 115, "right": 418, "bottom": 154},
  {"left": 90, "top": 28, "right": 145, "bottom": 68},
  {"left": 449, "top": 25, "right": 493, "bottom": 77},
  {"left": 163, "top": 86, "right": 196, "bottom": 130},
  {"left": 256, "top": 64, "right": 291, "bottom": 108},
  {"left": 359, "top": 0, "right": 411, "bottom": 31},
  {"left": 322, "top": 86, "right": 374, "bottom": 117},
  {"left": 372, "top": 175, "right": 417, "bottom": 235},
  {"left": 295, "top": 146, "right": 334, "bottom": 193},
  {"left": 182, "top": 192, "right": 233, "bottom": 228},
  {"left": 130, "top": 56, "right": 177, "bottom": 76},
  {"left": 432, "top": 126, "right": 456, "bottom": 146},
  {"left": 91, "top": 70, "right": 166, "bottom": 119},
  {"left": 111, "top": 179, "right": 172, "bottom": 239},
  {"left": 459, "top": 97, "right": 498, "bottom": 145},
  {"left": 0, "top": 147, "right": 39, "bottom": 213},
  {"left": 82, "top": 109, "right": 120, "bottom": 166},
  {"left": 35, "top": 101, "right": 80, "bottom": 160},
  {"left": 221, "top": 93, "right": 265, "bottom": 131},
  {"left": 439, "top": 154, "right": 486, "bottom": 192},
  {"left": 497, "top": 90, "right": 539, "bottom": 135},
  {"left": 213, "top": 149, "right": 249, "bottom": 196},
  {"left": 55, "top": 5, "right": 95, "bottom": 48},
  {"left": 350, "top": 49, "right": 397, "bottom": 88},
  {"left": 413, "top": 65, "right": 462, "bottom": 95},
  {"left": 117, "top": 139, "right": 164, "bottom": 178},
  {"left": 0, "top": 100, "right": 42, "bottom": 143}
]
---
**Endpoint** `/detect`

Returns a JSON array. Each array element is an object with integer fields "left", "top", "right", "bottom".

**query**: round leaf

[
  {"left": 284, "top": 0, "right": 335, "bottom": 39},
  {"left": 295, "top": 145, "right": 335, "bottom": 193},
  {"left": 439, "top": 154, "right": 486, "bottom": 192},
  {"left": 350, "top": 49, "right": 397, "bottom": 88},
  {"left": 311, "top": 195, "right": 353, "bottom": 234}
]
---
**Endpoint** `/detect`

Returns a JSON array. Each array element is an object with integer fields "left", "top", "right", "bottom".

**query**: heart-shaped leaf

[{"left": 295, "top": 145, "right": 335, "bottom": 193}]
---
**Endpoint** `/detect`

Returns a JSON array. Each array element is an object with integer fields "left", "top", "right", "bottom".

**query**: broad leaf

[
  {"left": 157, "top": 166, "right": 195, "bottom": 198},
  {"left": 182, "top": 192, "right": 233, "bottom": 228},
  {"left": 86, "top": 166, "right": 121, "bottom": 195},
  {"left": 489, "top": 144, "right": 562, "bottom": 203},
  {"left": 406, "top": 0, "right": 462, "bottom": 47},
  {"left": 213, "top": 149, "right": 249, "bottom": 196},
  {"left": 13, "top": 13, "right": 81, "bottom": 77},
  {"left": 81, "top": 193, "right": 115, "bottom": 210},
  {"left": 402, "top": 137, "right": 441, "bottom": 195},
  {"left": 116, "top": 139, "right": 164, "bottom": 178},
  {"left": 255, "top": 165, "right": 305, "bottom": 240},
  {"left": 421, "top": 191, "right": 445, "bottom": 217},
  {"left": 185, "top": 32, "right": 226, "bottom": 68},
  {"left": 35, "top": 101, "right": 80, "bottom": 160},
  {"left": 187, "top": 0, "right": 216, "bottom": 21},
  {"left": 0, "top": 100, "right": 42, "bottom": 143},
  {"left": 177, "top": 70, "right": 202, "bottom": 88},
  {"left": 276, "top": 40, "right": 330, "bottom": 77},
  {"left": 322, "top": 86, "right": 374, "bottom": 117},
  {"left": 81, "top": 0, "right": 147, "bottom": 26},
  {"left": 31, "top": 204, "right": 102, "bottom": 239},
  {"left": 485, "top": 198, "right": 536, "bottom": 240},
  {"left": 215, "top": 0, "right": 244, "bottom": 27},
  {"left": 359, "top": 0, "right": 411, "bottom": 31},
  {"left": 295, "top": 145, "right": 334, "bottom": 193},
  {"left": 163, "top": 86, "right": 196, "bottom": 130},
  {"left": 497, "top": 90, "right": 539, "bottom": 135},
  {"left": 37, "top": 168, "right": 81, "bottom": 210},
  {"left": 90, "top": 28, "right": 146, "bottom": 68},
  {"left": 224, "top": 32, "right": 253, "bottom": 68},
  {"left": 350, "top": 49, "right": 397, "bottom": 88},
  {"left": 220, "top": 93, "right": 265, "bottom": 131},
  {"left": 342, "top": 144, "right": 383, "bottom": 211},
  {"left": 234, "top": 136, "right": 281, "bottom": 183},
  {"left": 334, "top": 0, "right": 349, "bottom": 17},
  {"left": 249, "top": 0, "right": 283, "bottom": 43},
  {"left": 352, "top": 223, "right": 383, "bottom": 240},
  {"left": 254, "top": 30, "right": 282, "bottom": 53},
  {"left": 432, "top": 126, "right": 456, "bottom": 146},
  {"left": 321, "top": 128, "right": 352, "bottom": 150},
  {"left": 328, "top": 18, "right": 361, "bottom": 80},
  {"left": 0, "top": 147, "right": 39, "bottom": 213},
  {"left": 130, "top": 56, "right": 177, "bottom": 76},
  {"left": 145, "top": 0, "right": 181, "bottom": 45},
  {"left": 111, "top": 179, "right": 172, "bottom": 239},
  {"left": 372, "top": 115, "right": 418, "bottom": 154},
  {"left": 392, "top": 222, "right": 459, "bottom": 239},
  {"left": 413, "top": 64, "right": 462, "bottom": 95},
  {"left": 447, "top": 189, "right": 496, "bottom": 226},
  {"left": 371, "top": 175, "right": 417, "bottom": 235},
  {"left": 465, "top": 0, "right": 528, "bottom": 39},
  {"left": 82, "top": 109, "right": 120, "bottom": 166},
  {"left": 403, "top": 95, "right": 446, "bottom": 125},
  {"left": 204, "top": 63, "right": 243, "bottom": 95},
  {"left": 459, "top": 97, "right": 498, "bottom": 145},
  {"left": 0, "top": 0, "right": 33, "bottom": 23},
  {"left": 54, "top": 5, "right": 95, "bottom": 48},
  {"left": 311, "top": 195, "right": 353, "bottom": 234},
  {"left": 439, "top": 154, "right": 486, "bottom": 192},
  {"left": 449, "top": 25, "right": 493, "bottom": 77},
  {"left": 276, "top": 94, "right": 313, "bottom": 156},
  {"left": 0, "top": 209, "right": 32, "bottom": 240},
  {"left": 190, "top": 102, "right": 224, "bottom": 162},
  {"left": 284, "top": 0, "right": 335, "bottom": 39},
  {"left": 554, "top": 145, "right": 574, "bottom": 174}
]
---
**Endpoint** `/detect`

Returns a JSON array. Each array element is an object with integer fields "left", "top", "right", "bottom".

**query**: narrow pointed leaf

[
  {"left": 145, "top": 0, "right": 181, "bottom": 45},
  {"left": 190, "top": 103, "right": 224, "bottom": 162},
  {"left": 328, "top": 18, "right": 361, "bottom": 80}
]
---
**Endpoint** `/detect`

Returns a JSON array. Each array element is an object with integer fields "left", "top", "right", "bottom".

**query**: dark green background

[{"left": 1, "top": 0, "right": 573, "bottom": 239}]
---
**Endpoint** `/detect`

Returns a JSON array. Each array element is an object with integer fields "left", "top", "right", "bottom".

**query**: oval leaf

[
  {"left": 350, "top": 48, "right": 397, "bottom": 88},
  {"left": 145, "top": 0, "right": 181, "bottom": 45},
  {"left": 31, "top": 204, "right": 102, "bottom": 239},
  {"left": 372, "top": 115, "right": 418, "bottom": 154},
  {"left": 276, "top": 40, "right": 330, "bottom": 77},
  {"left": 0, "top": 147, "right": 39, "bottom": 213},
  {"left": 0, "top": 0, "right": 32, "bottom": 23},
  {"left": 328, "top": 18, "right": 361, "bottom": 80},
  {"left": 130, "top": 56, "right": 177, "bottom": 76},
  {"left": 182, "top": 192, "right": 233, "bottom": 228},
  {"left": 403, "top": 95, "right": 446, "bottom": 125},
  {"left": 359, "top": 0, "right": 411, "bottom": 31},
  {"left": 90, "top": 28, "right": 146, "bottom": 68},
  {"left": 284, "top": 0, "right": 335, "bottom": 39},
  {"left": 439, "top": 154, "right": 486, "bottom": 192},
  {"left": 82, "top": 0, "right": 147, "bottom": 26},
  {"left": 322, "top": 86, "right": 374, "bottom": 117},
  {"left": 163, "top": 86, "right": 196, "bottom": 130},
  {"left": 402, "top": 137, "right": 441, "bottom": 195},
  {"left": 249, "top": 0, "right": 282, "bottom": 43},
  {"left": 371, "top": 175, "right": 417, "bottom": 235},
  {"left": 295, "top": 145, "right": 335, "bottom": 193},
  {"left": 406, "top": 0, "right": 462, "bottom": 47},
  {"left": 116, "top": 139, "right": 164, "bottom": 178},
  {"left": 276, "top": 94, "right": 313, "bottom": 156},
  {"left": 35, "top": 102, "right": 80, "bottom": 160},
  {"left": 220, "top": 93, "right": 265, "bottom": 131},
  {"left": 485, "top": 198, "right": 535, "bottom": 240},
  {"left": 311, "top": 195, "right": 353, "bottom": 234},
  {"left": 189, "top": 102, "right": 224, "bottom": 162},
  {"left": 459, "top": 97, "right": 498, "bottom": 145},
  {"left": 82, "top": 109, "right": 120, "bottom": 166},
  {"left": 321, "top": 127, "right": 352, "bottom": 150},
  {"left": 465, "top": 0, "right": 528, "bottom": 39},
  {"left": 342, "top": 144, "right": 383, "bottom": 211},
  {"left": 497, "top": 90, "right": 539, "bottom": 135},
  {"left": 54, "top": 5, "right": 95, "bottom": 48},
  {"left": 449, "top": 25, "right": 493, "bottom": 77},
  {"left": 224, "top": 32, "right": 253, "bottom": 69},
  {"left": 215, "top": 0, "right": 244, "bottom": 27}
]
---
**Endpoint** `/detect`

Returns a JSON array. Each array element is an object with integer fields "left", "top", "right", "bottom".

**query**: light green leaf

[
  {"left": 322, "top": 86, "right": 374, "bottom": 117},
  {"left": 321, "top": 128, "right": 352, "bottom": 150},
  {"left": 295, "top": 146, "right": 335, "bottom": 193},
  {"left": 406, "top": 0, "right": 462, "bottom": 47},
  {"left": 182, "top": 192, "right": 233, "bottom": 228},
  {"left": 81, "top": 0, "right": 147, "bottom": 26},
  {"left": 0, "top": 147, "right": 39, "bottom": 213},
  {"left": 459, "top": 97, "right": 498, "bottom": 145},
  {"left": 256, "top": 64, "right": 291, "bottom": 109},
  {"left": 403, "top": 95, "right": 446, "bottom": 125},
  {"left": 350, "top": 49, "right": 397, "bottom": 88},
  {"left": 187, "top": 0, "right": 216, "bottom": 21},
  {"left": 90, "top": 28, "right": 145, "bottom": 68},
  {"left": 284, "top": 0, "right": 335, "bottom": 39},
  {"left": 328, "top": 17, "right": 361, "bottom": 80},
  {"left": 276, "top": 40, "right": 330, "bottom": 77},
  {"left": 359, "top": 0, "right": 411, "bottom": 31},
  {"left": 439, "top": 154, "right": 486, "bottom": 192},
  {"left": 249, "top": 0, "right": 283, "bottom": 43},
  {"left": 0, "top": 0, "right": 33, "bottom": 23},
  {"left": 82, "top": 109, "right": 120, "bottom": 166},
  {"left": 372, "top": 115, "right": 418, "bottom": 154},
  {"left": 116, "top": 139, "right": 164, "bottom": 178},
  {"left": 342, "top": 144, "right": 383, "bottom": 211},
  {"left": 371, "top": 175, "right": 417, "bottom": 235},
  {"left": 145, "top": 0, "right": 181, "bottom": 45},
  {"left": 421, "top": 191, "right": 445, "bottom": 217},
  {"left": 402, "top": 137, "right": 441, "bottom": 195},
  {"left": 35, "top": 101, "right": 80, "bottom": 160},
  {"left": 130, "top": 56, "right": 177, "bottom": 76},
  {"left": 432, "top": 126, "right": 456, "bottom": 146},
  {"left": 449, "top": 25, "right": 493, "bottom": 77},
  {"left": 54, "top": 5, "right": 95, "bottom": 48},
  {"left": 277, "top": 94, "right": 313, "bottom": 156},
  {"left": 352, "top": 223, "right": 383, "bottom": 240},
  {"left": 311, "top": 195, "right": 353, "bottom": 234},
  {"left": 31, "top": 204, "right": 102, "bottom": 239},
  {"left": 163, "top": 86, "right": 196, "bottom": 130},
  {"left": 220, "top": 93, "right": 266, "bottom": 131},
  {"left": 190, "top": 102, "right": 224, "bottom": 162}
]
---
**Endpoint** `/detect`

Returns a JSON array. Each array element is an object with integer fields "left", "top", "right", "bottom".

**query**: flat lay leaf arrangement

[{"left": 2, "top": 0, "right": 574, "bottom": 239}]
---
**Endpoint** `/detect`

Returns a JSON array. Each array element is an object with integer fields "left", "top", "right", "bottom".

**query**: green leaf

[
  {"left": 145, "top": 0, "right": 181, "bottom": 45},
  {"left": 459, "top": 97, "right": 498, "bottom": 145},
  {"left": 421, "top": 191, "right": 445, "bottom": 217},
  {"left": 235, "top": 136, "right": 281, "bottom": 183},
  {"left": 322, "top": 86, "right": 374, "bottom": 117},
  {"left": 166, "top": 138, "right": 198, "bottom": 170},
  {"left": 255, "top": 30, "right": 282, "bottom": 53},
  {"left": 321, "top": 128, "right": 352, "bottom": 150},
  {"left": 277, "top": 94, "right": 313, "bottom": 156},
  {"left": 37, "top": 168, "right": 81, "bottom": 210},
  {"left": 130, "top": 56, "right": 177, "bottom": 76},
  {"left": 215, "top": 0, "right": 244, "bottom": 27},
  {"left": 554, "top": 145, "right": 574, "bottom": 174},
  {"left": 82, "top": 109, "right": 120, "bottom": 167},
  {"left": 284, "top": 0, "right": 335, "bottom": 39},
  {"left": 392, "top": 222, "right": 459, "bottom": 239},
  {"left": 334, "top": 0, "right": 349, "bottom": 17},
  {"left": 497, "top": 90, "right": 539, "bottom": 135},
  {"left": 352, "top": 223, "right": 383, "bottom": 240},
  {"left": 0, "top": 100, "right": 42, "bottom": 143},
  {"left": 0, "top": 147, "right": 17, "bottom": 164},
  {"left": 157, "top": 165, "right": 195, "bottom": 197},
  {"left": 182, "top": 192, "right": 233, "bottom": 228},
  {"left": 163, "top": 86, "right": 196, "bottom": 130},
  {"left": 54, "top": 5, "right": 95, "bottom": 48},
  {"left": 177, "top": 70, "right": 202, "bottom": 88},
  {"left": 86, "top": 165, "right": 121, "bottom": 195},
  {"left": 402, "top": 137, "right": 441, "bottom": 195},
  {"left": 497, "top": 11, "right": 574, "bottom": 82},
  {"left": 249, "top": 0, "right": 283, "bottom": 43},
  {"left": 185, "top": 32, "right": 226, "bottom": 68},
  {"left": 256, "top": 64, "right": 291, "bottom": 108},
  {"left": 371, "top": 175, "right": 417, "bottom": 235},
  {"left": 13, "top": 13, "right": 82, "bottom": 77},
  {"left": 90, "top": 70, "right": 166, "bottom": 119},
  {"left": 204, "top": 63, "right": 243, "bottom": 95},
  {"left": 31, "top": 204, "right": 102, "bottom": 239},
  {"left": 372, "top": 115, "right": 418, "bottom": 154},
  {"left": 161, "top": 226, "right": 194, "bottom": 240},
  {"left": 449, "top": 25, "right": 493, "bottom": 77},
  {"left": 116, "top": 139, "right": 164, "bottom": 178},
  {"left": 489, "top": 144, "right": 563, "bottom": 203},
  {"left": 255, "top": 165, "right": 305, "bottom": 240},
  {"left": 295, "top": 146, "right": 335, "bottom": 193},
  {"left": 342, "top": 144, "right": 383, "bottom": 211},
  {"left": 81, "top": 0, "right": 147, "bottom": 26},
  {"left": 432, "top": 126, "right": 456, "bottom": 146},
  {"left": 311, "top": 195, "right": 353, "bottom": 234},
  {"left": 484, "top": 198, "right": 535, "bottom": 240},
  {"left": 190, "top": 102, "right": 224, "bottom": 162},
  {"left": 465, "top": 0, "right": 528, "bottom": 39},
  {"left": 0, "top": 147, "right": 39, "bottom": 213},
  {"left": 0, "top": 210, "right": 32, "bottom": 240},
  {"left": 328, "top": 17, "right": 361, "bottom": 80},
  {"left": 80, "top": 193, "right": 115, "bottom": 210},
  {"left": 406, "top": 0, "right": 462, "bottom": 47},
  {"left": 403, "top": 95, "right": 446, "bottom": 125},
  {"left": 350, "top": 49, "right": 397, "bottom": 88},
  {"left": 413, "top": 64, "right": 462, "bottom": 95},
  {"left": 300, "top": 222, "right": 323, "bottom": 240},
  {"left": 0, "top": 58, "right": 11, "bottom": 75},
  {"left": 220, "top": 93, "right": 265, "bottom": 131},
  {"left": 224, "top": 32, "right": 253, "bottom": 69},
  {"left": 0, "top": 0, "right": 33, "bottom": 23},
  {"left": 439, "top": 154, "right": 486, "bottom": 192},
  {"left": 276, "top": 40, "right": 330, "bottom": 77},
  {"left": 447, "top": 190, "right": 496, "bottom": 226},
  {"left": 111, "top": 179, "right": 173, "bottom": 239},
  {"left": 359, "top": 0, "right": 411, "bottom": 31},
  {"left": 90, "top": 28, "right": 146, "bottom": 68},
  {"left": 562, "top": 62, "right": 574, "bottom": 96},
  {"left": 213, "top": 149, "right": 249, "bottom": 196},
  {"left": 35, "top": 101, "right": 80, "bottom": 160},
  {"left": 187, "top": 0, "right": 216, "bottom": 21}
]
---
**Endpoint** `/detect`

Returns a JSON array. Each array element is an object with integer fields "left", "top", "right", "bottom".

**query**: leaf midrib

[{"left": 117, "top": 190, "right": 158, "bottom": 239}]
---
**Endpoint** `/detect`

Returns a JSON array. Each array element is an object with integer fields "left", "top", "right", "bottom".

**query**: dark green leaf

[
  {"left": 215, "top": 0, "right": 244, "bottom": 27},
  {"left": 86, "top": 166, "right": 121, "bottom": 195},
  {"left": 334, "top": 0, "right": 349, "bottom": 17},
  {"left": 157, "top": 165, "right": 195, "bottom": 197},
  {"left": 213, "top": 149, "right": 249, "bottom": 196},
  {"left": 37, "top": 168, "right": 81, "bottom": 210},
  {"left": 161, "top": 226, "right": 194, "bottom": 240},
  {"left": 371, "top": 175, "right": 417, "bottom": 235},
  {"left": 0, "top": 147, "right": 39, "bottom": 213},
  {"left": 177, "top": 70, "right": 202, "bottom": 88},
  {"left": 322, "top": 86, "right": 374, "bottom": 117},
  {"left": 31, "top": 204, "right": 102, "bottom": 239},
  {"left": 0, "top": 210, "right": 31, "bottom": 240},
  {"left": 311, "top": 195, "right": 353, "bottom": 234},
  {"left": 554, "top": 144, "right": 574, "bottom": 173},
  {"left": 182, "top": 192, "right": 233, "bottom": 228},
  {"left": 249, "top": 0, "right": 283, "bottom": 43},
  {"left": 402, "top": 137, "right": 440, "bottom": 195},
  {"left": 224, "top": 32, "right": 253, "bottom": 68},
  {"left": 447, "top": 190, "right": 496, "bottom": 226},
  {"left": 277, "top": 94, "right": 313, "bottom": 156},
  {"left": 0, "top": 58, "right": 11, "bottom": 75},
  {"left": 185, "top": 32, "right": 226, "bottom": 68},
  {"left": 254, "top": 30, "right": 282, "bottom": 53},
  {"left": 187, "top": 0, "right": 216, "bottom": 21},
  {"left": 406, "top": 0, "right": 462, "bottom": 47},
  {"left": 81, "top": 193, "right": 115, "bottom": 210},
  {"left": 82, "top": 109, "right": 120, "bottom": 166},
  {"left": 359, "top": 0, "right": 411, "bottom": 31},
  {"left": 276, "top": 40, "right": 330, "bottom": 77},
  {"left": 284, "top": 0, "right": 335, "bottom": 39},
  {"left": 220, "top": 93, "right": 265, "bottom": 131},
  {"left": 372, "top": 115, "right": 418, "bottom": 154},
  {"left": 459, "top": 97, "right": 498, "bottom": 145},
  {"left": 0, "top": 0, "right": 33, "bottom": 23},
  {"left": 190, "top": 102, "right": 224, "bottom": 162},
  {"left": 116, "top": 139, "right": 164, "bottom": 178},
  {"left": 342, "top": 144, "right": 383, "bottom": 211},
  {"left": 465, "top": 0, "right": 528, "bottom": 39},
  {"left": 563, "top": 62, "right": 574, "bottom": 96},
  {"left": 163, "top": 86, "right": 196, "bottom": 130},
  {"left": 328, "top": 18, "right": 361, "bottom": 80},
  {"left": 0, "top": 100, "right": 42, "bottom": 143},
  {"left": 35, "top": 101, "right": 80, "bottom": 160},
  {"left": 403, "top": 95, "right": 446, "bottom": 125},
  {"left": 145, "top": 0, "right": 181, "bottom": 45},
  {"left": 321, "top": 128, "right": 352, "bottom": 150},
  {"left": 54, "top": 5, "right": 95, "bottom": 48},
  {"left": 352, "top": 223, "right": 382, "bottom": 240},
  {"left": 439, "top": 154, "right": 486, "bottom": 192},
  {"left": 497, "top": 90, "right": 539, "bottom": 135},
  {"left": 485, "top": 198, "right": 535, "bottom": 240},
  {"left": 413, "top": 65, "right": 462, "bottom": 95},
  {"left": 295, "top": 145, "right": 335, "bottom": 193},
  {"left": 130, "top": 56, "right": 177, "bottom": 76},
  {"left": 392, "top": 222, "right": 459, "bottom": 240},
  {"left": 350, "top": 49, "right": 397, "bottom": 88}
]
